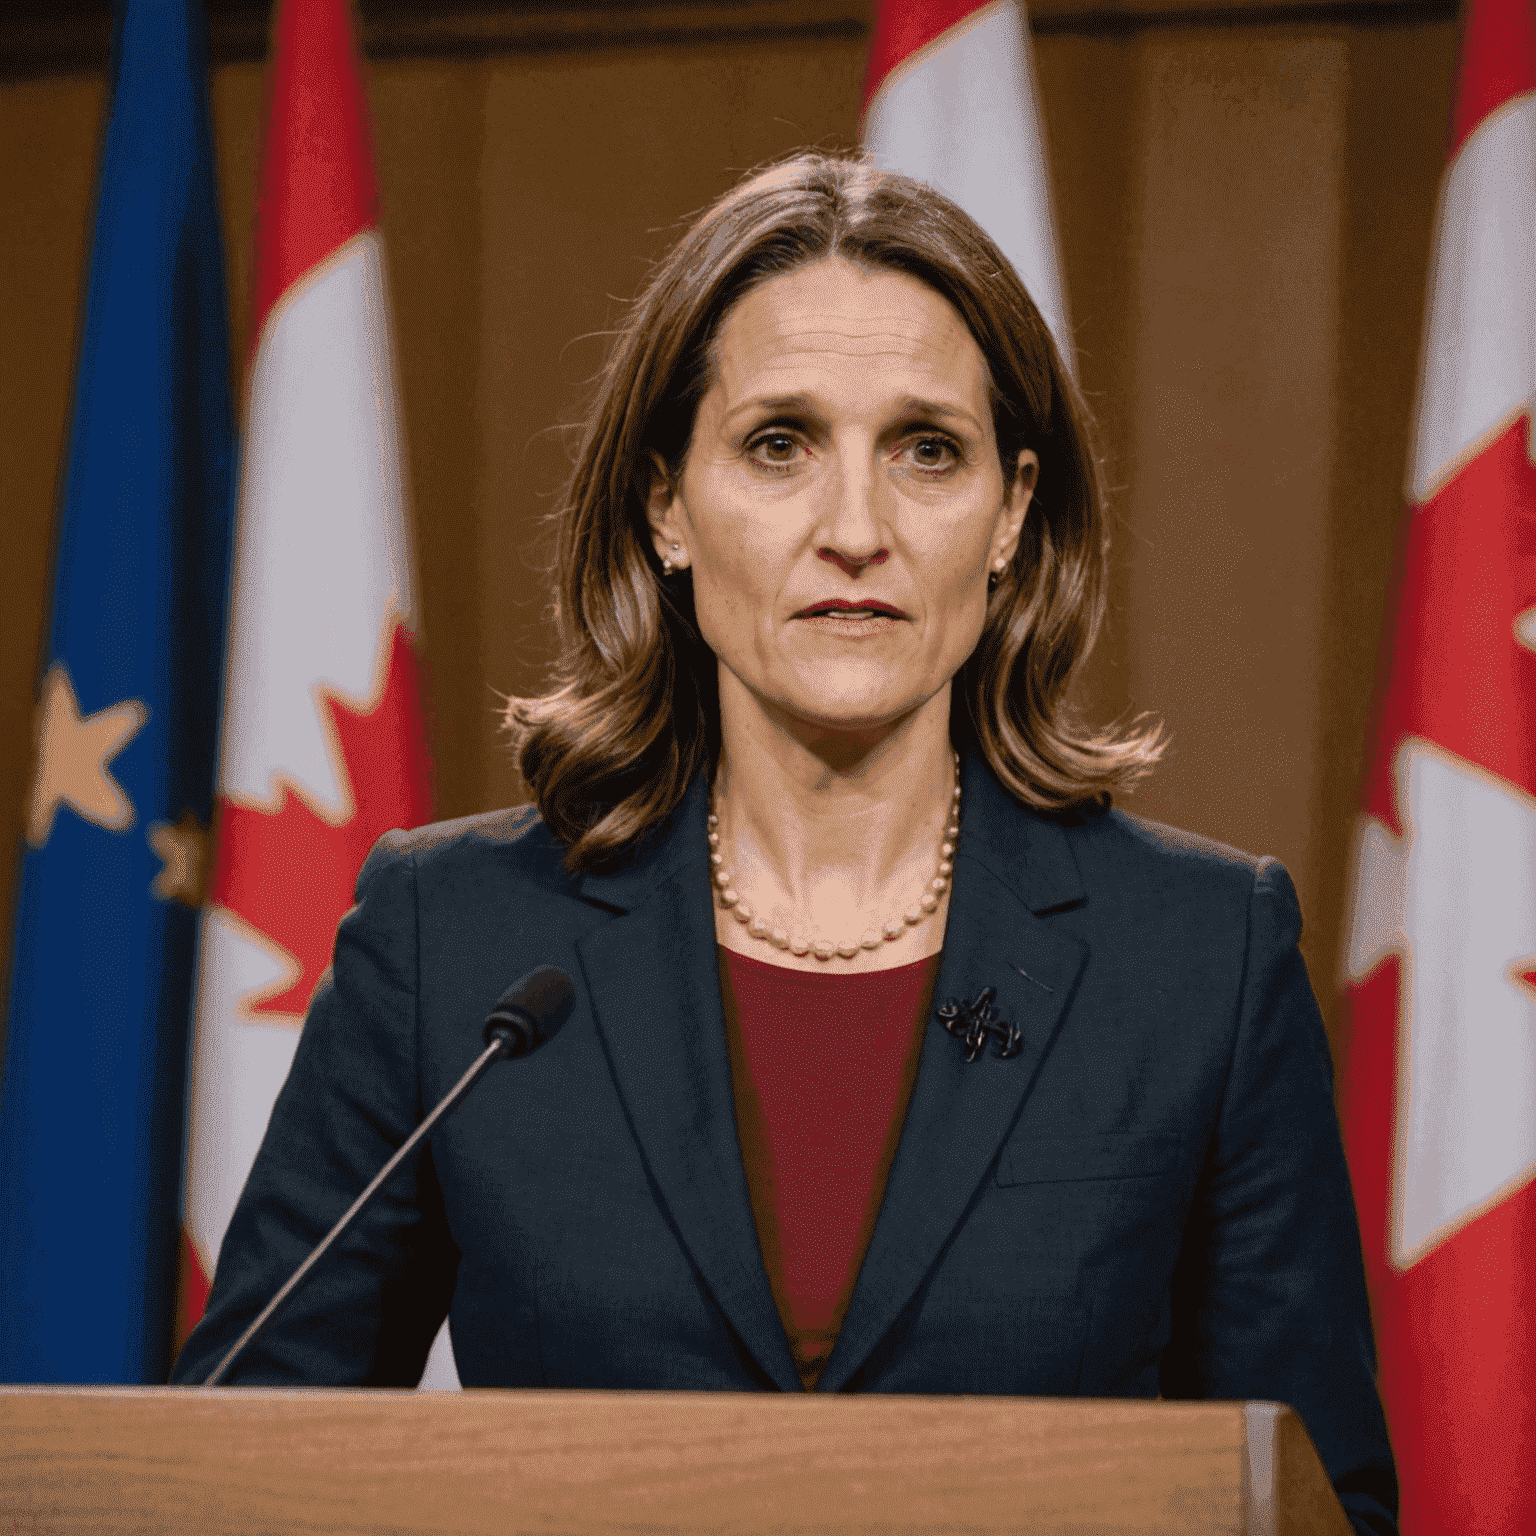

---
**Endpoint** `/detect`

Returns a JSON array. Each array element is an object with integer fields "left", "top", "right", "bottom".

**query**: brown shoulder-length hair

[{"left": 508, "top": 150, "right": 1164, "bottom": 871}]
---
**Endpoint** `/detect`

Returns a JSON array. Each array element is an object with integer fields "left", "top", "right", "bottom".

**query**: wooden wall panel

[
  {"left": 1120, "top": 30, "right": 1351, "bottom": 988},
  {"left": 1310, "top": 16, "right": 1456, "bottom": 1021},
  {"left": 1033, "top": 27, "right": 1142, "bottom": 741},
  {"left": 372, "top": 59, "right": 494, "bottom": 820}
]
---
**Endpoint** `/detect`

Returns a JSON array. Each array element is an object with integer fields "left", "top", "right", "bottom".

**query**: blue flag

[{"left": 0, "top": 0, "right": 234, "bottom": 1384}]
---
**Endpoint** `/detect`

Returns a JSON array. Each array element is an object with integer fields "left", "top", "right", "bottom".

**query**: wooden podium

[{"left": 0, "top": 1388, "right": 1351, "bottom": 1535}]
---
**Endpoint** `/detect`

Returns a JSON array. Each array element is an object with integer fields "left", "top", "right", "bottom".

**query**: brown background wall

[{"left": 0, "top": 0, "right": 1459, "bottom": 1060}]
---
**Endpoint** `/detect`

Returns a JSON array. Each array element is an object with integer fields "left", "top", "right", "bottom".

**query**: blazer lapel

[
  {"left": 816, "top": 756, "right": 1090, "bottom": 1394},
  {"left": 574, "top": 778, "right": 802, "bottom": 1392}
]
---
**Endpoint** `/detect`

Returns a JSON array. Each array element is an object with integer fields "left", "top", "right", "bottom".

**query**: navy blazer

[{"left": 173, "top": 752, "right": 1396, "bottom": 1534}]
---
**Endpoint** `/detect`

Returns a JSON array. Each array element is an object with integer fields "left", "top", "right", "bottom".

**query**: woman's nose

[
  {"left": 819, "top": 547, "right": 888, "bottom": 577},
  {"left": 817, "top": 449, "right": 889, "bottom": 576}
]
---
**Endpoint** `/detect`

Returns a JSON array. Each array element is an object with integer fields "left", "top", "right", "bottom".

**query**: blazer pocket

[{"left": 996, "top": 1132, "right": 1183, "bottom": 1187}]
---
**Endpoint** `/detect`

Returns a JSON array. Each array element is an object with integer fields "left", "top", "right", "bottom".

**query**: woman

[{"left": 174, "top": 152, "right": 1396, "bottom": 1533}]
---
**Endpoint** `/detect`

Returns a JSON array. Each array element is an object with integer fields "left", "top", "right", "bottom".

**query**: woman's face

[{"left": 648, "top": 256, "right": 1036, "bottom": 743}]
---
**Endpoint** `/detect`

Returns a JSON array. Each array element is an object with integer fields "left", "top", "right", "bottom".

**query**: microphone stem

[{"left": 201, "top": 1032, "right": 510, "bottom": 1388}]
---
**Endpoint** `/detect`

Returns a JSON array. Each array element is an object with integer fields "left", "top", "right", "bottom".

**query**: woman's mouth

[
  {"left": 793, "top": 601, "right": 909, "bottom": 621},
  {"left": 791, "top": 602, "right": 909, "bottom": 638}
]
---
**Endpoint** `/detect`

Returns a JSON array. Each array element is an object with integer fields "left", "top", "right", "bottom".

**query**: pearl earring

[{"left": 661, "top": 541, "right": 681, "bottom": 578}]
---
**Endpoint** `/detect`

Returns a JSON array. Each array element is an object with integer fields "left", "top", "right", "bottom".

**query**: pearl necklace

[{"left": 707, "top": 752, "right": 961, "bottom": 961}]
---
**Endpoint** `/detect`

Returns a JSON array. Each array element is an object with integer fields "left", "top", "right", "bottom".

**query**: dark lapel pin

[{"left": 937, "top": 986, "right": 1022, "bottom": 1063}]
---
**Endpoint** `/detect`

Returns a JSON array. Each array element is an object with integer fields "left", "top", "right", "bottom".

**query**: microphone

[
  {"left": 201, "top": 966, "right": 575, "bottom": 1387},
  {"left": 482, "top": 964, "right": 574, "bottom": 1057}
]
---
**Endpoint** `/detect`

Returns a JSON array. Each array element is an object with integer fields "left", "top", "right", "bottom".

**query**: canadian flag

[
  {"left": 179, "top": 0, "right": 432, "bottom": 1350},
  {"left": 1341, "top": 2, "right": 1536, "bottom": 1528},
  {"left": 861, "top": 0, "right": 1071, "bottom": 365}
]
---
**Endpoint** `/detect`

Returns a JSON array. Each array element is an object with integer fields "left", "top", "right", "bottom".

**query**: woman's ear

[
  {"left": 993, "top": 448, "right": 1039, "bottom": 570},
  {"left": 645, "top": 451, "right": 689, "bottom": 569}
]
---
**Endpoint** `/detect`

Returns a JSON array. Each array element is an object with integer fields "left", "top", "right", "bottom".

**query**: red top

[{"left": 718, "top": 946, "right": 941, "bottom": 1390}]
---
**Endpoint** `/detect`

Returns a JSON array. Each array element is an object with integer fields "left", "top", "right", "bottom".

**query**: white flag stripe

[
  {"left": 863, "top": 0, "right": 1072, "bottom": 369},
  {"left": 184, "top": 909, "right": 305, "bottom": 1274},
  {"left": 1409, "top": 94, "right": 1536, "bottom": 504},
  {"left": 221, "top": 232, "right": 415, "bottom": 818},
  {"left": 1346, "top": 739, "right": 1536, "bottom": 1268}
]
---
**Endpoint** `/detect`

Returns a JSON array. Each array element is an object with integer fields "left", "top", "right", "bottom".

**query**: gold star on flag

[
  {"left": 27, "top": 662, "right": 148, "bottom": 847},
  {"left": 148, "top": 811, "right": 209, "bottom": 907}
]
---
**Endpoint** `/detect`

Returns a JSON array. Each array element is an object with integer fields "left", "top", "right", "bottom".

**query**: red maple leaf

[{"left": 209, "top": 621, "right": 432, "bottom": 1020}]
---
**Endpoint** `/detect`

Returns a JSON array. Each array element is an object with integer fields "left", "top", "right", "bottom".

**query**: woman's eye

[
  {"left": 905, "top": 435, "right": 960, "bottom": 471},
  {"left": 749, "top": 432, "right": 802, "bottom": 467}
]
